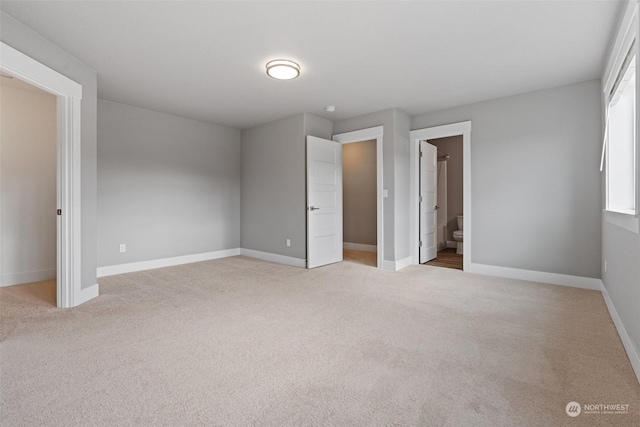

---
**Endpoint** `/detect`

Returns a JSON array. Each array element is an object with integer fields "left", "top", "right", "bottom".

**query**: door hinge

[
  {"left": 420, "top": 151, "right": 423, "bottom": 157},
  {"left": 419, "top": 240, "right": 423, "bottom": 247},
  {"left": 57, "top": 209, "right": 62, "bottom": 216},
  {"left": 419, "top": 196, "right": 423, "bottom": 203}
]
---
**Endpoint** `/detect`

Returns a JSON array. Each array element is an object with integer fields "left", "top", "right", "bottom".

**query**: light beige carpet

[{"left": 1, "top": 254, "right": 638, "bottom": 426}]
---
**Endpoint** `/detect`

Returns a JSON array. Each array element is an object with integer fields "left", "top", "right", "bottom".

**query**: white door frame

[
  {"left": 332, "top": 126, "right": 384, "bottom": 269},
  {"left": 0, "top": 42, "right": 84, "bottom": 308},
  {"left": 410, "top": 121, "right": 471, "bottom": 271}
]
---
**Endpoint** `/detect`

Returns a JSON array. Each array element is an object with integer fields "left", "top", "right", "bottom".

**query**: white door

[
  {"left": 306, "top": 136, "right": 343, "bottom": 268},
  {"left": 419, "top": 141, "right": 437, "bottom": 263}
]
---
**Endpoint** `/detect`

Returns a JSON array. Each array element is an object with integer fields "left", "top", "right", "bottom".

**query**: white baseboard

[
  {"left": 97, "top": 248, "right": 241, "bottom": 277},
  {"left": 469, "top": 263, "right": 602, "bottom": 290},
  {"left": 383, "top": 256, "right": 412, "bottom": 272},
  {"left": 1, "top": 268, "right": 56, "bottom": 287},
  {"left": 446, "top": 241, "right": 457, "bottom": 249},
  {"left": 240, "top": 248, "right": 306, "bottom": 268},
  {"left": 343, "top": 242, "right": 377, "bottom": 253},
  {"left": 600, "top": 282, "right": 640, "bottom": 385},
  {"left": 75, "top": 283, "right": 99, "bottom": 305}
]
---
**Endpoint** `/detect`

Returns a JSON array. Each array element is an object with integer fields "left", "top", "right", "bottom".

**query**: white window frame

[{"left": 602, "top": 0, "right": 640, "bottom": 233}]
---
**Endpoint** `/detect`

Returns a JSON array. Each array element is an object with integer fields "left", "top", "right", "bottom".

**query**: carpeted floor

[{"left": 1, "top": 255, "right": 638, "bottom": 426}]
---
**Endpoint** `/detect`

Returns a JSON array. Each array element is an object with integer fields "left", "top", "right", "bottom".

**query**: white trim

[
  {"left": 603, "top": 1, "right": 639, "bottom": 96},
  {"left": 333, "top": 126, "right": 384, "bottom": 270},
  {"left": 604, "top": 210, "right": 640, "bottom": 233},
  {"left": 600, "top": 281, "right": 640, "bottom": 384},
  {"left": 0, "top": 269, "right": 56, "bottom": 287},
  {"left": 0, "top": 42, "right": 84, "bottom": 308},
  {"left": 343, "top": 242, "right": 377, "bottom": 252},
  {"left": 410, "top": 121, "right": 472, "bottom": 272},
  {"left": 240, "top": 248, "right": 306, "bottom": 268},
  {"left": 97, "top": 248, "right": 241, "bottom": 277},
  {"left": 383, "top": 256, "right": 412, "bottom": 272},
  {"left": 0, "top": 43, "right": 82, "bottom": 98},
  {"left": 75, "top": 283, "right": 99, "bottom": 305},
  {"left": 469, "top": 263, "right": 602, "bottom": 290}
]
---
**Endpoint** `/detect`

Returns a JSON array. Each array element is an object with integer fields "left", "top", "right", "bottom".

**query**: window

[
  {"left": 606, "top": 49, "right": 636, "bottom": 215},
  {"left": 602, "top": 1, "right": 639, "bottom": 234}
]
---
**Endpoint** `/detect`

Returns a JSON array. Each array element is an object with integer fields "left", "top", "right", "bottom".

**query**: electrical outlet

[
  {"left": 286, "top": 239, "right": 291, "bottom": 247},
  {"left": 119, "top": 244, "right": 126, "bottom": 253}
]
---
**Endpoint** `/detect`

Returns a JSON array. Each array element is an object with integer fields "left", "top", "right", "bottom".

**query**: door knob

[{"left": 308, "top": 206, "right": 320, "bottom": 211}]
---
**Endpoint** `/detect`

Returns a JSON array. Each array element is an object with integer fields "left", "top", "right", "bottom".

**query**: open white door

[
  {"left": 307, "top": 136, "right": 343, "bottom": 268},
  {"left": 419, "top": 141, "right": 437, "bottom": 263}
]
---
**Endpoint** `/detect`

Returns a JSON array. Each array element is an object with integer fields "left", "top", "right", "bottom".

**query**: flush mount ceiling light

[{"left": 266, "top": 59, "right": 300, "bottom": 80}]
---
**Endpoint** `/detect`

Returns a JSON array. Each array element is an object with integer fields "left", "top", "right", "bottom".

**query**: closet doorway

[
  {"left": 333, "top": 126, "right": 384, "bottom": 269},
  {"left": 0, "top": 42, "right": 87, "bottom": 308},
  {"left": 342, "top": 139, "right": 377, "bottom": 267},
  {"left": 0, "top": 75, "right": 57, "bottom": 304}
]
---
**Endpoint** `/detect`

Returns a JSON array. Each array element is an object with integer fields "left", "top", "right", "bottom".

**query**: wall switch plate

[
  {"left": 286, "top": 239, "right": 291, "bottom": 247},
  {"left": 383, "top": 189, "right": 389, "bottom": 198},
  {"left": 119, "top": 244, "right": 126, "bottom": 253},
  {"left": 604, "top": 261, "right": 607, "bottom": 272}
]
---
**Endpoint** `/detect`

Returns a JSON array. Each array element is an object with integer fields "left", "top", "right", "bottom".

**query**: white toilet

[{"left": 453, "top": 215, "right": 463, "bottom": 254}]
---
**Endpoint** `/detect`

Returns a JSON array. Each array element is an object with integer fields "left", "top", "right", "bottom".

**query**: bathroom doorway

[
  {"left": 424, "top": 135, "right": 463, "bottom": 270},
  {"left": 409, "top": 121, "right": 471, "bottom": 271}
]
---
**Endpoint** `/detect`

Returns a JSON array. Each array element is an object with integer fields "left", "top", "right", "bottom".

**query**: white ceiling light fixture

[
  {"left": 266, "top": 59, "right": 300, "bottom": 80},
  {"left": 325, "top": 105, "right": 336, "bottom": 112}
]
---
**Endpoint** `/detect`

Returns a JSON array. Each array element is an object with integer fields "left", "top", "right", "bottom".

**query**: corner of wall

[{"left": 303, "top": 112, "right": 334, "bottom": 139}]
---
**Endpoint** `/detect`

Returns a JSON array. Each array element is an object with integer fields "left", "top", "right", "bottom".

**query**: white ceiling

[{"left": 0, "top": 1, "right": 623, "bottom": 129}]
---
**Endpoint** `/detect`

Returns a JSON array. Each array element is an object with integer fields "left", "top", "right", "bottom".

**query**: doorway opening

[
  {"left": 342, "top": 139, "right": 377, "bottom": 267},
  {"left": 305, "top": 126, "right": 384, "bottom": 270},
  {"left": 333, "top": 126, "right": 384, "bottom": 269},
  {"left": 0, "top": 75, "right": 57, "bottom": 305},
  {"left": 423, "top": 136, "right": 463, "bottom": 270},
  {"left": 0, "top": 42, "right": 89, "bottom": 308},
  {"left": 410, "top": 121, "right": 471, "bottom": 272}
]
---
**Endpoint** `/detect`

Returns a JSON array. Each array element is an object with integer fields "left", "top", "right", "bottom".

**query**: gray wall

[
  {"left": 1, "top": 11, "right": 98, "bottom": 290},
  {"left": 429, "top": 135, "right": 463, "bottom": 241},
  {"left": 412, "top": 79, "right": 602, "bottom": 278},
  {"left": 1, "top": 83, "right": 56, "bottom": 285},
  {"left": 393, "top": 109, "right": 411, "bottom": 261},
  {"left": 241, "top": 113, "right": 332, "bottom": 261},
  {"left": 97, "top": 100, "right": 241, "bottom": 267},
  {"left": 602, "top": 223, "right": 639, "bottom": 368},
  {"left": 343, "top": 140, "right": 377, "bottom": 246}
]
